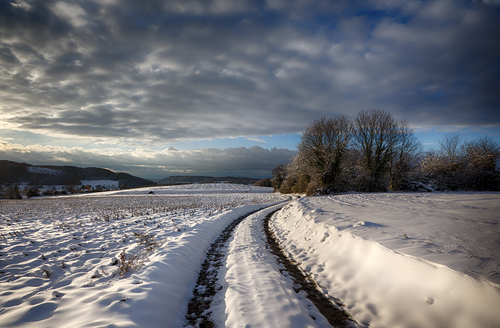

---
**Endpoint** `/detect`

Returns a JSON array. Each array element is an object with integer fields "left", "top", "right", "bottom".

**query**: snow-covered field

[
  {"left": 1, "top": 187, "right": 499, "bottom": 328},
  {"left": 83, "top": 183, "right": 273, "bottom": 195},
  {"left": 0, "top": 184, "right": 285, "bottom": 327},
  {"left": 80, "top": 180, "right": 119, "bottom": 190},
  {"left": 270, "top": 193, "right": 500, "bottom": 328}
]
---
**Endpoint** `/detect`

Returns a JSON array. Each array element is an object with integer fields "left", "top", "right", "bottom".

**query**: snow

[
  {"left": 1, "top": 187, "right": 500, "bottom": 328},
  {"left": 99, "top": 183, "right": 273, "bottom": 195},
  {"left": 0, "top": 184, "right": 285, "bottom": 327},
  {"left": 211, "top": 204, "right": 331, "bottom": 328},
  {"left": 80, "top": 179, "right": 119, "bottom": 190},
  {"left": 270, "top": 192, "right": 500, "bottom": 328},
  {"left": 26, "top": 167, "right": 62, "bottom": 176}
]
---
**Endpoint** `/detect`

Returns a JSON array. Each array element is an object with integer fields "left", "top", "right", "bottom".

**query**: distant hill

[
  {"left": 157, "top": 175, "right": 260, "bottom": 185},
  {"left": 0, "top": 160, "right": 154, "bottom": 189}
]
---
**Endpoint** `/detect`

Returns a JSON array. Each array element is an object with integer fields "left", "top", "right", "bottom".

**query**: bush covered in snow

[{"left": 416, "top": 135, "right": 500, "bottom": 191}]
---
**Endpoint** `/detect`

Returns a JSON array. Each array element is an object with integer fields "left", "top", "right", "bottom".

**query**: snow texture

[
  {"left": 2, "top": 187, "right": 500, "bottom": 328},
  {"left": 26, "top": 167, "right": 62, "bottom": 176},
  {"left": 80, "top": 180, "right": 119, "bottom": 190},
  {"left": 270, "top": 192, "right": 500, "bottom": 328},
  {"left": 211, "top": 204, "right": 331, "bottom": 328},
  {"left": 0, "top": 184, "right": 285, "bottom": 327}
]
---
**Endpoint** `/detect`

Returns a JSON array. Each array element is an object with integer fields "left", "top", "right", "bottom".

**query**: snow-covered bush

[
  {"left": 277, "top": 113, "right": 498, "bottom": 193},
  {"left": 417, "top": 135, "right": 500, "bottom": 191},
  {"left": 278, "top": 110, "right": 421, "bottom": 194}
]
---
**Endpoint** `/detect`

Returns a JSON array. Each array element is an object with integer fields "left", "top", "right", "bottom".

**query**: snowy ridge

[
  {"left": 27, "top": 166, "right": 62, "bottom": 176},
  {"left": 270, "top": 195, "right": 500, "bottom": 328}
]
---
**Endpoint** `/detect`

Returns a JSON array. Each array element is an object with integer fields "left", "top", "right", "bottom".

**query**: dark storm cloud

[{"left": 1, "top": 0, "right": 500, "bottom": 142}]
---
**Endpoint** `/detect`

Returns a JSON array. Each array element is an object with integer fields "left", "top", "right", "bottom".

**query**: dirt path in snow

[{"left": 185, "top": 204, "right": 353, "bottom": 328}]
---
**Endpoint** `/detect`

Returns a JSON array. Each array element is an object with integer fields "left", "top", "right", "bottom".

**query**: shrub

[
  {"left": 133, "top": 232, "right": 158, "bottom": 253},
  {"left": 117, "top": 249, "right": 142, "bottom": 278},
  {"left": 254, "top": 178, "right": 272, "bottom": 187},
  {"left": 416, "top": 135, "right": 500, "bottom": 191},
  {"left": 27, "top": 188, "right": 40, "bottom": 198},
  {"left": 4, "top": 185, "right": 22, "bottom": 199}
]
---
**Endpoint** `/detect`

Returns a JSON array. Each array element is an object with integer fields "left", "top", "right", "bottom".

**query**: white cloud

[{"left": 246, "top": 137, "right": 266, "bottom": 143}]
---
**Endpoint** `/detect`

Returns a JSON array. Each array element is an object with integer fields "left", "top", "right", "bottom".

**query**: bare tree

[
  {"left": 428, "top": 133, "right": 466, "bottom": 190},
  {"left": 297, "top": 115, "right": 352, "bottom": 192},
  {"left": 388, "top": 121, "right": 422, "bottom": 190},
  {"left": 353, "top": 110, "right": 400, "bottom": 191},
  {"left": 462, "top": 136, "right": 500, "bottom": 190},
  {"left": 417, "top": 134, "right": 464, "bottom": 183},
  {"left": 438, "top": 133, "right": 464, "bottom": 170},
  {"left": 271, "top": 164, "right": 287, "bottom": 191},
  {"left": 279, "top": 152, "right": 312, "bottom": 194},
  {"left": 464, "top": 136, "right": 499, "bottom": 173}
]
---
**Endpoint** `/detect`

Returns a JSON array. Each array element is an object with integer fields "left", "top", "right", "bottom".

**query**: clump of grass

[
  {"left": 133, "top": 232, "right": 157, "bottom": 253},
  {"left": 43, "top": 268, "right": 51, "bottom": 278},
  {"left": 117, "top": 249, "right": 142, "bottom": 278}
]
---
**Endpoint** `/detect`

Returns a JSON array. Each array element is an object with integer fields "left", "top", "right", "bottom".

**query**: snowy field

[
  {"left": 1, "top": 187, "right": 500, "bottom": 328},
  {"left": 0, "top": 184, "right": 285, "bottom": 327},
  {"left": 270, "top": 193, "right": 500, "bottom": 328},
  {"left": 88, "top": 183, "right": 273, "bottom": 195},
  {"left": 80, "top": 180, "right": 119, "bottom": 190}
]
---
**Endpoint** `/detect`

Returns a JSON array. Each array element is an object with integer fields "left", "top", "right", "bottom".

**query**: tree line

[{"left": 272, "top": 110, "right": 500, "bottom": 195}]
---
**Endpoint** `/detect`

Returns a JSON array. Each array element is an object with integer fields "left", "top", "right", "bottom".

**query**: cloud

[
  {"left": 246, "top": 137, "right": 266, "bottom": 143},
  {"left": 0, "top": 139, "right": 296, "bottom": 179},
  {"left": 0, "top": 0, "right": 498, "bottom": 146},
  {"left": 478, "top": 0, "right": 500, "bottom": 7}
]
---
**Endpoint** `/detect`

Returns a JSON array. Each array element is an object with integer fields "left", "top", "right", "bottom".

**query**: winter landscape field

[{"left": 1, "top": 185, "right": 500, "bottom": 328}]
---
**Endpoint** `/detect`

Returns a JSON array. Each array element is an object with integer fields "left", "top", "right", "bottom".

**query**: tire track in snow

[
  {"left": 185, "top": 208, "right": 263, "bottom": 327},
  {"left": 186, "top": 203, "right": 353, "bottom": 328},
  {"left": 263, "top": 210, "right": 354, "bottom": 328}
]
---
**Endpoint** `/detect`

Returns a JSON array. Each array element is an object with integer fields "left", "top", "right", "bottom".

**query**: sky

[{"left": 1, "top": 0, "right": 499, "bottom": 180}]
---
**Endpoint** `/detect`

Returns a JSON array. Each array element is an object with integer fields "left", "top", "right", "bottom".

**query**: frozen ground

[
  {"left": 210, "top": 204, "right": 334, "bottom": 328},
  {"left": 80, "top": 180, "right": 119, "bottom": 190},
  {"left": 270, "top": 192, "right": 500, "bottom": 328},
  {"left": 1, "top": 187, "right": 499, "bottom": 328},
  {"left": 97, "top": 183, "right": 272, "bottom": 195},
  {"left": 0, "top": 184, "right": 285, "bottom": 327}
]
